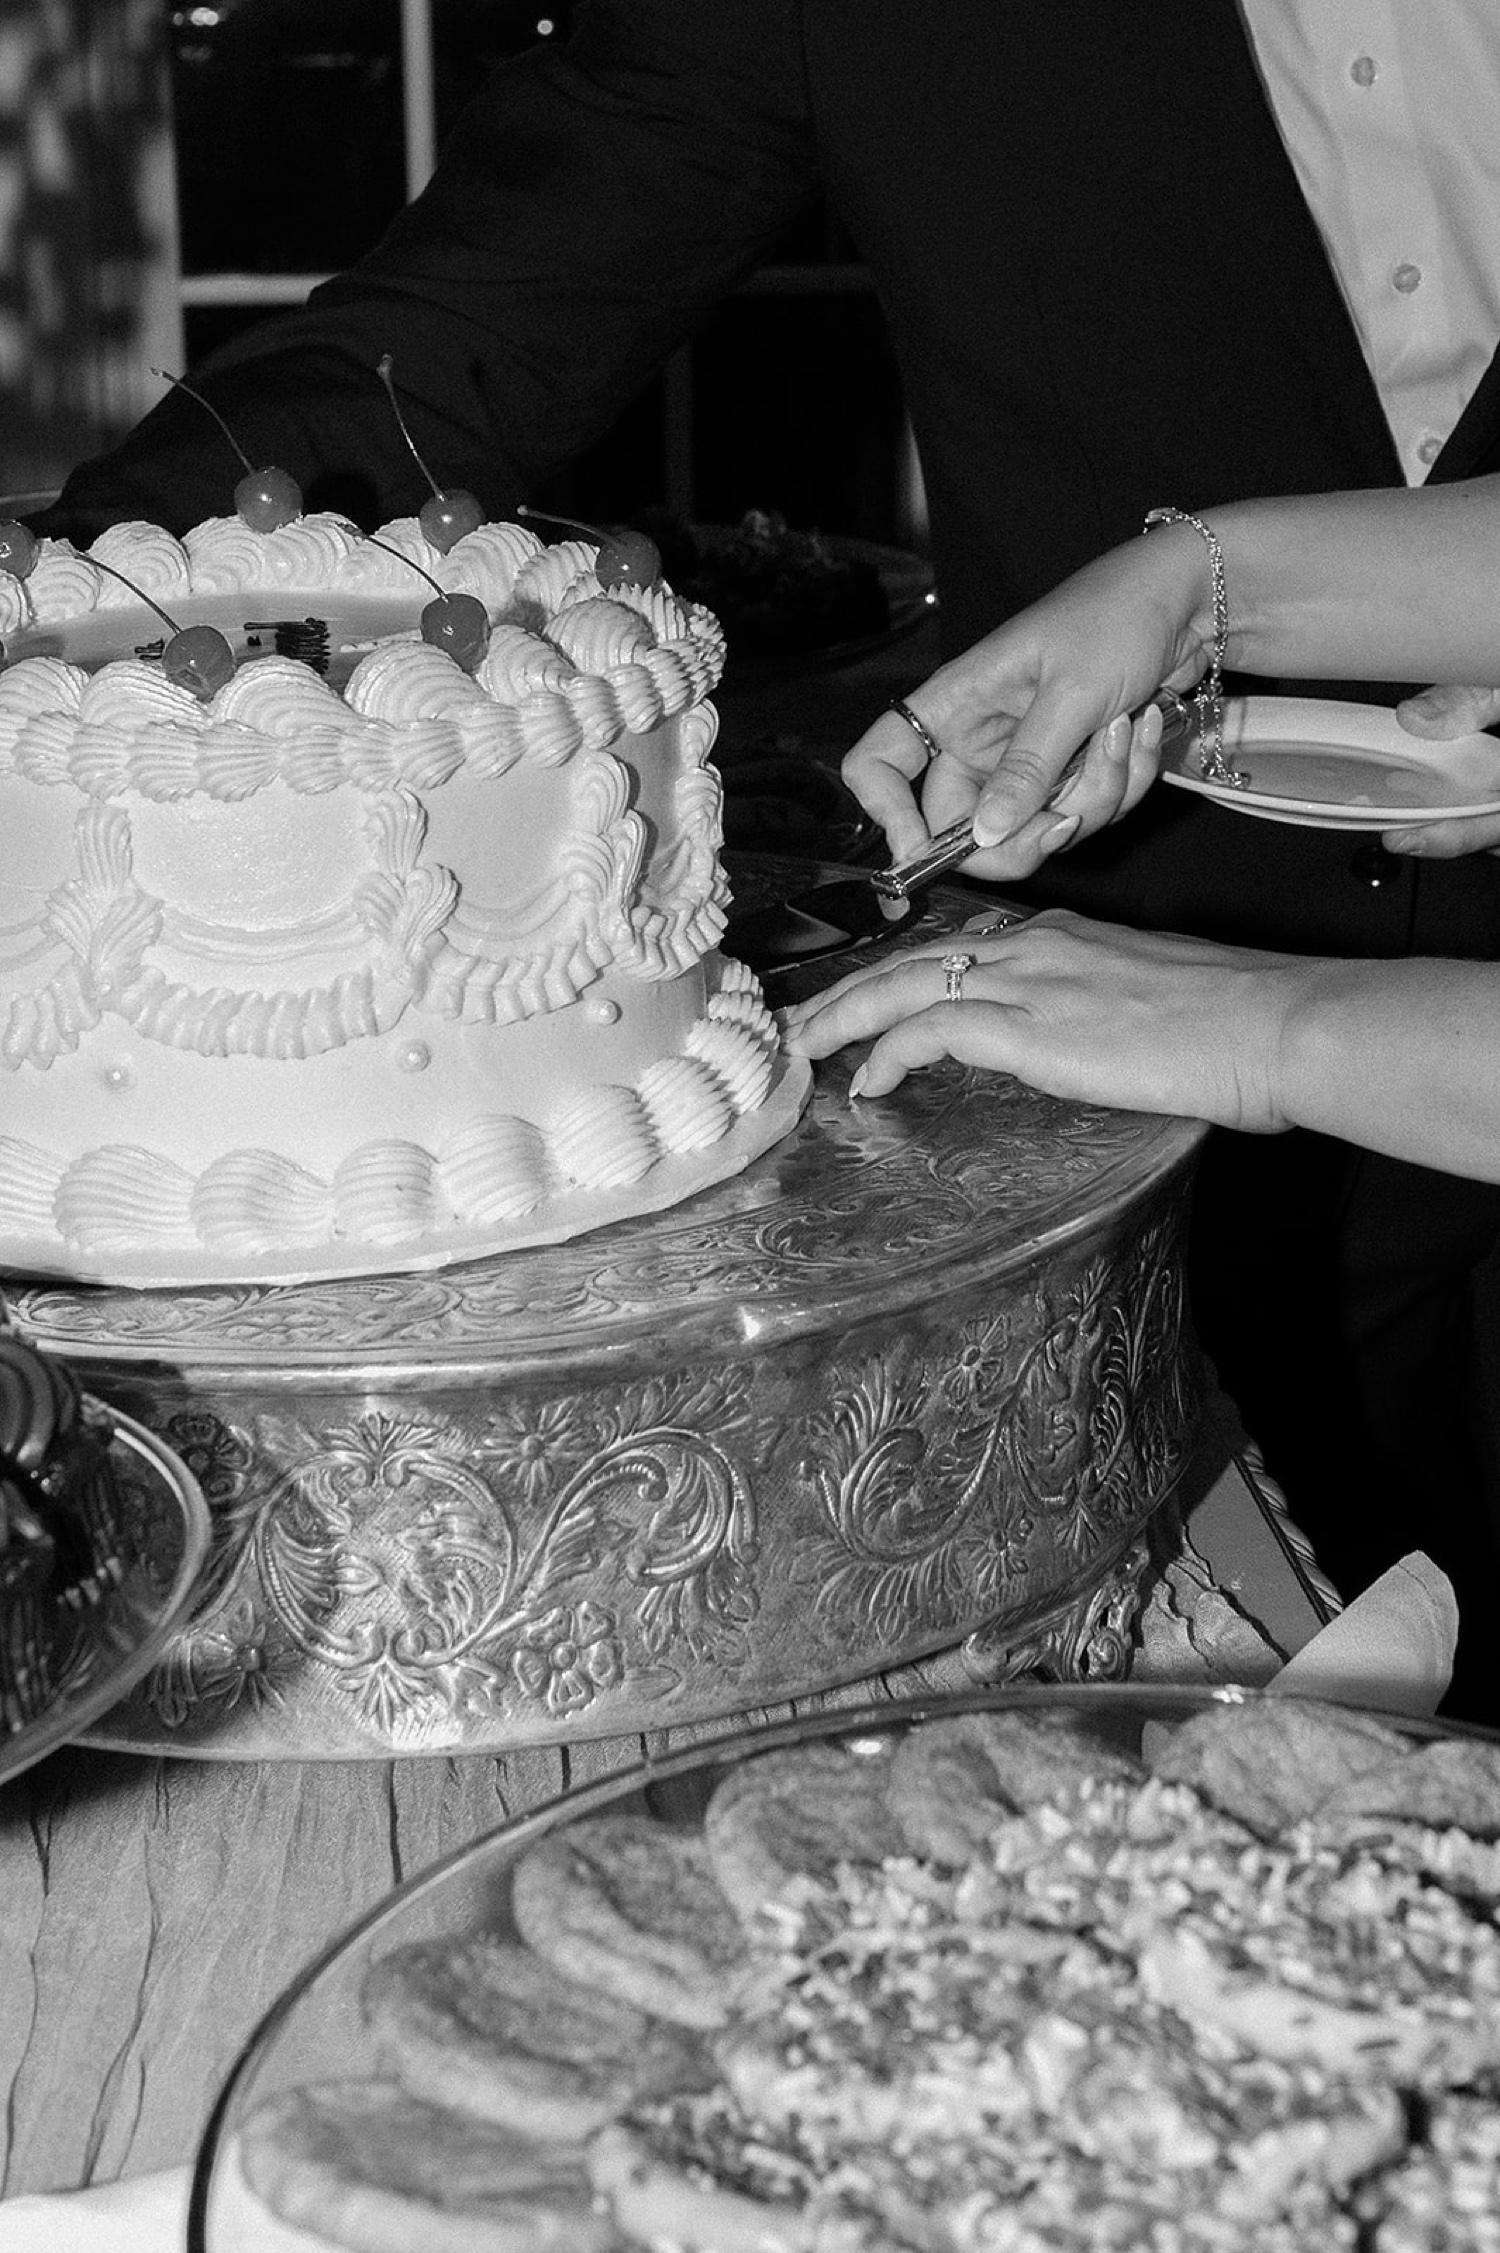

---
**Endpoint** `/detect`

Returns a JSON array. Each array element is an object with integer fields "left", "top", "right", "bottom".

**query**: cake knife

[{"left": 870, "top": 688, "right": 1194, "bottom": 900}]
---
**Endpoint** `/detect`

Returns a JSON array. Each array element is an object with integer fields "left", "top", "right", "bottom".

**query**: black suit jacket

[{"left": 42, "top": 0, "right": 1500, "bottom": 958}]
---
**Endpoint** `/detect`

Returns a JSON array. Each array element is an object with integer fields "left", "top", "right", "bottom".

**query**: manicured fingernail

[
  {"left": 971, "top": 807, "right": 1013, "bottom": 849},
  {"left": 1042, "top": 813, "right": 1081, "bottom": 849},
  {"left": 848, "top": 1064, "right": 868, "bottom": 1099},
  {"left": 1104, "top": 713, "right": 1131, "bottom": 757}
]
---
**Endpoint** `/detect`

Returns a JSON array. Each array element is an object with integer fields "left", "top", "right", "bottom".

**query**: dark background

[{"left": 169, "top": 0, "right": 914, "bottom": 540}]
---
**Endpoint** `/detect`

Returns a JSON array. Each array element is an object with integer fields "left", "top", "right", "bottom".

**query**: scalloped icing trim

[
  {"left": 0, "top": 973, "right": 782, "bottom": 1258},
  {"left": 3, "top": 711, "right": 727, "bottom": 1070},
  {"left": 0, "top": 513, "right": 724, "bottom": 801}
]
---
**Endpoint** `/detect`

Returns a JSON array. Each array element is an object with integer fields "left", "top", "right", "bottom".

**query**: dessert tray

[
  {"left": 0, "top": 1406, "right": 210, "bottom": 1785},
  {"left": 1161, "top": 693, "right": 1500, "bottom": 828},
  {"left": 193, "top": 1682, "right": 1500, "bottom": 2253}
]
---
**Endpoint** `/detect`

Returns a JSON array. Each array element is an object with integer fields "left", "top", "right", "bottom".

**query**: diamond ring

[{"left": 942, "top": 951, "right": 977, "bottom": 1002}]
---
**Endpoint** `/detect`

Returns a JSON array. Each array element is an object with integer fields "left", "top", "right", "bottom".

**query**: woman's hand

[
  {"left": 1383, "top": 684, "right": 1500, "bottom": 859},
  {"left": 842, "top": 529, "right": 1213, "bottom": 881},
  {"left": 783, "top": 910, "right": 1303, "bottom": 1130}
]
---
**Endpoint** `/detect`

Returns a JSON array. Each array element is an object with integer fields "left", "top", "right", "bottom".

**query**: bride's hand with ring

[{"left": 783, "top": 911, "right": 1303, "bottom": 1130}]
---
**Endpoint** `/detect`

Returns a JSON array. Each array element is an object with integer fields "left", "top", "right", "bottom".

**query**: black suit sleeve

[{"left": 39, "top": 0, "right": 817, "bottom": 542}]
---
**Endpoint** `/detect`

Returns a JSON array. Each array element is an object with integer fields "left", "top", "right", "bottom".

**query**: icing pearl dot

[
  {"left": 585, "top": 997, "right": 621, "bottom": 1027},
  {"left": 101, "top": 1063, "right": 134, "bottom": 1093},
  {"left": 397, "top": 1040, "right": 431, "bottom": 1073}
]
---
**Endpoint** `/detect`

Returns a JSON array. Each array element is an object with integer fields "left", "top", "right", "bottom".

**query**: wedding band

[
  {"left": 890, "top": 697, "right": 944, "bottom": 762},
  {"left": 942, "top": 951, "right": 977, "bottom": 1002}
]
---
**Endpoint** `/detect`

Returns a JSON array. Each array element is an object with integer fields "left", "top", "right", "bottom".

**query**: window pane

[{"left": 168, "top": 0, "right": 571, "bottom": 274}]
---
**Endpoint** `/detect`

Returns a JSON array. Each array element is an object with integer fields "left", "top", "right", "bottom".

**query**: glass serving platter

[
  {"left": 0, "top": 1405, "right": 211, "bottom": 1786},
  {"left": 191, "top": 1682, "right": 1500, "bottom": 2252}
]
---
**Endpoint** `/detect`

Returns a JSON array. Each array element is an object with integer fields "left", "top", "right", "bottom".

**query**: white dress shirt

[{"left": 1238, "top": 1, "right": 1500, "bottom": 481}]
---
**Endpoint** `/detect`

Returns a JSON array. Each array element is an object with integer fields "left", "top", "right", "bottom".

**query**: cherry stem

[
  {"left": 375, "top": 354, "right": 444, "bottom": 504},
  {"left": 517, "top": 504, "right": 603, "bottom": 542},
  {"left": 151, "top": 367, "right": 254, "bottom": 477},
  {"left": 86, "top": 554, "right": 184, "bottom": 634},
  {"left": 357, "top": 529, "right": 445, "bottom": 598}
]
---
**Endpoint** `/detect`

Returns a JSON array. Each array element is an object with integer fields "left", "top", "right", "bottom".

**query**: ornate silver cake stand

[{"left": 6, "top": 868, "right": 1206, "bottom": 1759}]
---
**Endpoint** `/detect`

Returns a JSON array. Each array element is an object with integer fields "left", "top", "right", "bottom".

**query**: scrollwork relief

[
  {"left": 785, "top": 1214, "right": 1194, "bottom": 1657},
  {"left": 139, "top": 1366, "right": 765, "bottom": 1736}
]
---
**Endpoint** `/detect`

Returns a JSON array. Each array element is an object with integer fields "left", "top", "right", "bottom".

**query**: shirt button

[
  {"left": 1393, "top": 262, "right": 1422, "bottom": 294},
  {"left": 1417, "top": 433, "right": 1444, "bottom": 465},
  {"left": 1350, "top": 841, "right": 1401, "bottom": 888},
  {"left": 1350, "top": 53, "right": 1378, "bottom": 86}
]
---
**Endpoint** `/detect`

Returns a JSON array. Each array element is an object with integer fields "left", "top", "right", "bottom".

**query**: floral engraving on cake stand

[
  {"left": 959, "top": 1533, "right": 1154, "bottom": 1687},
  {"left": 786, "top": 1208, "right": 1194, "bottom": 1654},
  {"left": 70, "top": 1178, "right": 1196, "bottom": 1755},
  {"left": 140, "top": 1372, "right": 763, "bottom": 1745}
]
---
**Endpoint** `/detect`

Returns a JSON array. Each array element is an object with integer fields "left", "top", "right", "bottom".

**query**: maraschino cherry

[
  {"left": 0, "top": 521, "right": 39, "bottom": 582},
  {"left": 86, "top": 557, "right": 235, "bottom": 701},
  {"left": 375, "top": 354, "right": 485, "bottom": 554},
  {"left": 0, "top": 521, "right": 41, "bottom": 658},
  {"left": 419, "top": 588, "right": 488, "bottom": 668},
  {"left": 152, "top": 368, "right": 302, "bottom": 531},
  {"left": 357, "top": 532, "right": 488, "bottom": 671},
  {"left": 515, "top": 504, "right": 661, "bottom": 592}
]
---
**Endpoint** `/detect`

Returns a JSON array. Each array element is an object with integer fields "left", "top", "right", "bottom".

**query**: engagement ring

[{"left": 942, "top": 951, "right": 977, "bottom": 1002}]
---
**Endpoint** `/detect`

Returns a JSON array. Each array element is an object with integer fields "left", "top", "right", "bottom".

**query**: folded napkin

[
  {"left": 1268, "top": 1550, "right": 1457, "bottom": 1717},
  {"left": 0, "top": 2167, "right": 188, "bottom": 2253}
]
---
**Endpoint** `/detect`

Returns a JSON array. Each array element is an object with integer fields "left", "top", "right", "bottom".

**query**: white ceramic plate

[{"left": 1161, "top": 695, "right": 1500, "bottom": 829}]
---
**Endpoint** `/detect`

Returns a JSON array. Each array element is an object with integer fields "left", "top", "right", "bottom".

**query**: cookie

[
  {"left": 703, "top": 1741, "right": 905, "bottom": 1925},
  {"left": 509, "top": 1811, "right": 748, "bottom": 2030},
  {"left": 1146, "top": 1697, "right": 1412, "bottom": 1838},
  {"left": 364, "top": 1929, "right": 708, "bottom": 2138},
  {"left": 588, "top": 2118, "right": 813, "bottom": 2253},
  {"left": 1307, "top": 1733, "right": 1500, "bottom": 1842},
  {"left": 888, "top": 1708, "right": 1144, "bottom": 1865},
  {"left": 239, "top": 2077, "right": 612, "bottom": 2253}
]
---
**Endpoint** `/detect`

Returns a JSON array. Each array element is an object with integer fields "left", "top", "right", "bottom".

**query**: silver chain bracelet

[{"left": 1142, "top": 507, "right": 1246, "bottom": 788}]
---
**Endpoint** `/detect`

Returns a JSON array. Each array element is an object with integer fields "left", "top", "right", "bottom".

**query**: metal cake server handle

[{"left": 870, "top": 689, "right": 1193, "bottom": 900}]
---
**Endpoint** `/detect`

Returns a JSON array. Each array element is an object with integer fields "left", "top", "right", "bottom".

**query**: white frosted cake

[{"left": 0, "top": 511, "right": 805, "bottom": 1285}]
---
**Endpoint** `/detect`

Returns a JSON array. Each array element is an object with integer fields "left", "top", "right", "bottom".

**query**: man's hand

[{"left": 1384, "top": 684, "right": 1500, "bottom": 858}]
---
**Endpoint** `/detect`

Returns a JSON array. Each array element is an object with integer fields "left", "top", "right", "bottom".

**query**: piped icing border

[
  {"left": 0, "top": 514, "right": 726, "bottom": 799},
  {"left": 0, "top": 964, "right": 780, "bottom": 1258}
]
